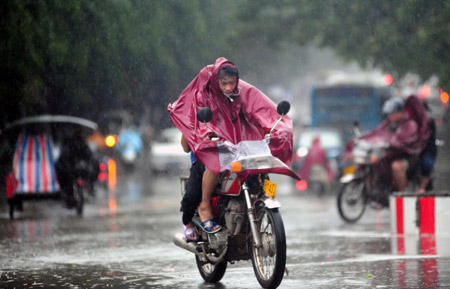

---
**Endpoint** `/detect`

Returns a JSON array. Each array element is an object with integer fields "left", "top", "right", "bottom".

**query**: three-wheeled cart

[{"left": 2, "top": 115, "right": 98, "bottom": 219}]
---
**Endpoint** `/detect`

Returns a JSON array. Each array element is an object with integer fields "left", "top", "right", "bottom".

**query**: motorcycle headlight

[
  {"left": 231, "top": 161, "right": 242, "bottom": 172},
  {"left": 296, "top": 147, "right": 309, "bottom": 158},
  {"left": 105, "top": 135, "right": 117, "bottom": 147}
]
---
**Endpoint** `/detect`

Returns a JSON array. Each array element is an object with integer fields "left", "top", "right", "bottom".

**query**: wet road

[{"left": 1, "top": 165, "right": 450, "bottom": 289}]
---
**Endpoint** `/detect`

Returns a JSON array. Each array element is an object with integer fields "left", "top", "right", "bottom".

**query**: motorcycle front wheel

[
  {"left": 337, "top": 179, "right": 367, "bottom": 223},
  {"left": 250, "top": 207, "right": 286, "bottom": 289},
  {"left": 195, "top": 255, "right": 227, "bottom": 283}
]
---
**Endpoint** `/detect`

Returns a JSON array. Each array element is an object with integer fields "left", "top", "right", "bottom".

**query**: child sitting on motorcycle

[{"left": 179, "top": 134, "right": 204, "bottom": 241}]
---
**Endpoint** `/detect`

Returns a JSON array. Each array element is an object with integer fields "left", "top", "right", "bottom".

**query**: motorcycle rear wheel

[
  {"left": 195, "top": 255, "right": 227, "bottom": 283},
  {"left": 309, "top": 181, "right": 326, "bottom": 196},
  {"left": 250, "top": 208, "right": 286, "bottom": 289},
  {"left": 337, "top": 179, "right": 367, "bottom": 223},
  {"left": 74, "top": 183, "right": 84, "bottom": 216}
]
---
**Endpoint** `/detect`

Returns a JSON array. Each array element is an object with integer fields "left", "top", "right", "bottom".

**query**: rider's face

[
  {"left": 388, "top": 111, "right": 403, "bottom": 123},
  {"left": 219, "top": 76, "right": 237, "bottom": 95}
]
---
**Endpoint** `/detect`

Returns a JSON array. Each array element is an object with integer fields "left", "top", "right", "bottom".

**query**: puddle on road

[{"left": 0, "top": 264, "right": 170, "bottom": 288}]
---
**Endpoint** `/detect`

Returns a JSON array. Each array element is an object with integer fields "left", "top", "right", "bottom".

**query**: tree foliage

[
  {"left": 0, "top": 0, "right": 222, "bottom": 128},
  {"left": 234, "top": 0, "right": 450, "bottom": 88},
  {"left": 3, "top": 0, "right": 447, "bottom": 130}
]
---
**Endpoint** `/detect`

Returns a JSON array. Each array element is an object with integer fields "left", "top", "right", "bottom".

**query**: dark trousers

[{"left": 181, "top": 161, "right": 205, "bottom": 225}]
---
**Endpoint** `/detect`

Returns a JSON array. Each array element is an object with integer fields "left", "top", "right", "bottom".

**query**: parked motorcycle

[{"left": 173, "top": 101, "right": 298, "bottom": 289}]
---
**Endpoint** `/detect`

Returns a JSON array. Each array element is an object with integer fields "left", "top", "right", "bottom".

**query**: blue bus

[{"left": 310, "top": 84, "right": 391, "bottom": 141}]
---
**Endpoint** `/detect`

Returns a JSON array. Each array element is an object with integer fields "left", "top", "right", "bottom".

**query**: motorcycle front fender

[
  {"left": 340, "top": 174, "right": 356, "bottom": 184},
  {"left": 256, "top": 197, "right": 281, "bottom": 210}
]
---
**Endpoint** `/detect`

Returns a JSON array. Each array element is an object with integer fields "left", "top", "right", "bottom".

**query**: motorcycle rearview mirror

[
  {"left": 269, "top": 101, "right": 291, "bottom": 135},
  {"left": 277, "top": 101, "right": 290, "bottom": 116},
  {"left": 197, "top": 107, "right": 213, "bottom": 123},
  {"left": 197, "top": 107, "right": 220, "bottom": 139}
]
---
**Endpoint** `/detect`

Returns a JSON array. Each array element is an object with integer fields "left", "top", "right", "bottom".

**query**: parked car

[{"left": 148, "top": 128, "right": 191, "bottom": 175}]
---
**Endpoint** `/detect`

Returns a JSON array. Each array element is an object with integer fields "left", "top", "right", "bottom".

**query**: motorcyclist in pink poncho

[
  {"left": 359, "top": 97, "right": 420, "bottom": 192},
  {"left": 168, "top": 57, "right": 293, "bottom": 239},
  {"left": 299, "top": 136, "right": 335, "bottom": 182}
]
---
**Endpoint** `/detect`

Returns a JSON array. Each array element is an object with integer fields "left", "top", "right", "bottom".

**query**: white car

[{"left": 149, "top": 128, "right": 191, "bottom": 175}]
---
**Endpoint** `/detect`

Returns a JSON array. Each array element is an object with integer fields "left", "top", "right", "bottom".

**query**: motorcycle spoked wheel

[
  {"left": 195, "top": 255, "right": 227, "bottom": 283},
  {"left": 337, "top": 179, "right": 367, "bottom": 223},
  {"left": 249, "top": 207, "right": 286, "bottom": 289}
]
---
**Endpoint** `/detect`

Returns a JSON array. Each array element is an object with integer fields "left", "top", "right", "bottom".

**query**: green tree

[
  {"left": 234, "top": 0, "right": 450, "bottom": 89},
  {"left": 0, "top": 0, "right": 224, "bottom": 128}
]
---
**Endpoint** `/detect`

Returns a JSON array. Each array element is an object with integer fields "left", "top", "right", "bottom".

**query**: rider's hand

[{"left": 203, "top": 135, "right": 219, "bottom": 141}]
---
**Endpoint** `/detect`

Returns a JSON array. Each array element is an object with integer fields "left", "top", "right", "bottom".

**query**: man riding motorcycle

[
  {"left": 299, "top": 136, "right": 335, "bottom": 189},
  {"left": 55, "top": 128, "right": 98, "bottom": 207},
  {"left": 358, "top": 97, "right": 421, "bottom": 192},
  {"left": 168, "top": 57, "right": 293, "bottom": 239}
]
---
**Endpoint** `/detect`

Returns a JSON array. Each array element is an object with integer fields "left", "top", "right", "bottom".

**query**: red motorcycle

[{"left": 173, "top": 101, "right": 298, "bottom": 289}]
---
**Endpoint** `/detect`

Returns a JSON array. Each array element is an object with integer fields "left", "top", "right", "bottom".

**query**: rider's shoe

[
  {"left": 370, "top": 202, "right": 383, "bottom": 210},
  {"left": 183, "top": 224, "right": 199, "bottom": 242}
]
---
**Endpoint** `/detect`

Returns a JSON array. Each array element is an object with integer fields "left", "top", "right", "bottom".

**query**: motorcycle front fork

[{"left": 242, "top": 182, "right": 262, "bottom": 248}]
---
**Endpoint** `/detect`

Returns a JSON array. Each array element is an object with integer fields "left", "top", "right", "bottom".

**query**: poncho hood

[{"left": 208, "top": 57, "right": 240, "bottom": 98}]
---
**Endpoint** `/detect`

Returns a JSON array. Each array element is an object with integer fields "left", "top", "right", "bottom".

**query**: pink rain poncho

[
  {"left": 359, "top": 116, "right": 420, "bottom": 159},
  {"left": 299, "top": 137, "right": 335, "bottom": 181},
  {"left": 167, "top": 57, "right": 294, "bottom": 173}
]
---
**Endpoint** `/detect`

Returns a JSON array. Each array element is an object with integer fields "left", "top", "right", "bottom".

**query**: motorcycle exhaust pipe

[
  {"left": 173, "top": 233, "right": 228, "bottom": 263},
  {"left": 173, "top": 233, "right": 203, "bottom": 257}
]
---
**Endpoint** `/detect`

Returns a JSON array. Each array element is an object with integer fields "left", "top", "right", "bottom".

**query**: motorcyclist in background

[
  {"left": 404, "top": 95, "right": 436, "bottom": 193},
  {"left": 418, "top": 115, "right": 437, "bottom": 193},
  {"left": 117, "top": 125, "right": 143, "bottom": 166},
  {"left": 56, "top": 127, "right": 98, "bottom": 207},
  {"left": 359, "top": 97, "right": 420, "bottom": 192},
  {"left": 299, "top": 136, "right": 335, "bottom": 184}
]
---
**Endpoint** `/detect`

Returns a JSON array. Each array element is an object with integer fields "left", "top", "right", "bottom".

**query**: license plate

[
  {"left": 343, "top": 165, "right": 355, "bottom": 175},
  {"left": 264, "top": 179, "right": 277, "bottom": 198}
]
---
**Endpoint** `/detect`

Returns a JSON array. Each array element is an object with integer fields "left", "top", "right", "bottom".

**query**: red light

[
  {"left": 419, "top": 85, "right": 431, "bottom": 98},
  {"left": 384, "top": 74, "right": 393, "bottom": 85},
  {"left": 296, "top": 180, "right": 308, "bottom": 191},
  {"left": 99, "top": 163, "right": 107, "bottom": 171},
  {"left": 98, "top": 172, "right": 108, "bottom": 181},
  {"left": 441, "top": 91, "right": 449, "bottom": 104}
]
